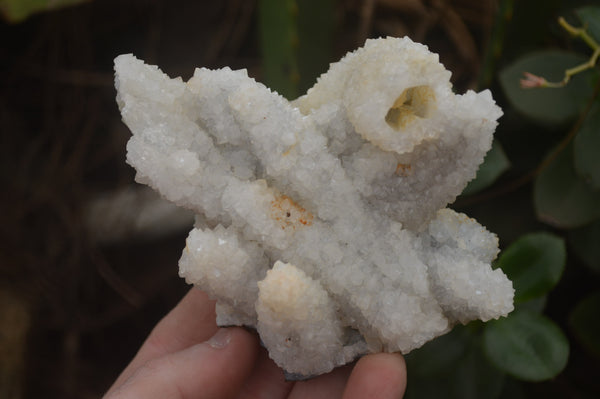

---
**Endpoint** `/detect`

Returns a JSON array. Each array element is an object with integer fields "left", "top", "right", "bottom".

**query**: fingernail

[{"left": 207, "top": 328, "right": 232, "bottom": 349}]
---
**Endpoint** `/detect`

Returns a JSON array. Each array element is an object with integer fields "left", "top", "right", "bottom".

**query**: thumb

[{"left": 106, "top": 327, "right": 258, "bottom": 399}]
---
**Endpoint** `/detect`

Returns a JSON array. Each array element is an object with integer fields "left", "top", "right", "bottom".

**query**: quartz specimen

[{"left": 114, "top": 36, "right": 514, "bottom": 378}]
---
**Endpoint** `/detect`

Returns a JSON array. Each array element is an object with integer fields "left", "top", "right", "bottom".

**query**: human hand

[{"left": 104, "top": 288, "right": 406, "bottom": 399}]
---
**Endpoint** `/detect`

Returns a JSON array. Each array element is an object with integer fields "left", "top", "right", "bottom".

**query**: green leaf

[
  {"left": 534, "top": 142, "right": 600, "bottom": 228},
  {"left": 575, "top": 6, "right": 600, "bottom": 43},
  {"left": 483, "top": 310, "right": 569, "bottom": 382},
  {"left": 296, "top": 0, "right": 333, "bottom": 95},
  {"left": 406, "top": 328, "right": 505, "bottom": 399},
  {"left": 0, "top": 0, "right": 88, "bottom": 23},
  {"left": 499, "top": 51, "right": 596, "bottom": 124},
  {"left": 569, "top": 219, "right": 600, "bottom": 274},
  {"left": 405, "top": 325, "right": 470, "bottom": 378},
  {"left": 568, "top": 291, "right": 600, "bottom": 358},
  {"left": 452, "top": 340, "right": 505, "bottom": 399},
  {"left": 516, "top": 296, "right": 547, "bottom": 313},
  {"left": 462, "top": 140, "right": 511, "bottom": 196},
  {"left": 258, "top": 0, "right": 333, "bottom": 99},
  {"left": 496, "top": 232, "right": 566, "bottom": 303},
  {"left": 258, "top": 0, "right": 299, "bottom": 99},
  {"left": 574, "top": 102, "right": 600, "bottom": 190},
  {"left": 477, "top": 0, "right": 513, "bottom": 88}
]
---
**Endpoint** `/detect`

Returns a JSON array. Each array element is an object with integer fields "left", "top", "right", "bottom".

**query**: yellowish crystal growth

[
  {"left": 114, "top": 36, "right": 513, "bottom": 378},
  {"left": 385, "top": 85, "right": 436, "bottom": 129}
]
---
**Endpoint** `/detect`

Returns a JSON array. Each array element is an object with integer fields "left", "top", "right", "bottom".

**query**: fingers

[
  {"left": 142, "top": 288, "right": 219, "bottom": 357},
  {"left": 238, "top": 347, "right": 356, "bottom": 399},
  {"left": 342, "top": 353, "right": 407, "bottom": 399},
  {"left": 105, "top": 286, "right": 408, "bottom": 399},
  {"left": 107, "top": 288, "right": 217, "bottom": 393},
  {"left": 106, "top": 327, "right": 259, "bottom": 399},
  {"left": 240, "top": 349, "right": 406, "bottom": 399},
  {"left": 237, "top": 346, "right": 294, "bottom": 399},
  {"left": 287, "top": 364, "right": 353, "bottom": 399}
]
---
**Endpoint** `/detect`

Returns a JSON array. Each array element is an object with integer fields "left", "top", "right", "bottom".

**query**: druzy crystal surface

[{"left": 114, "top": 36, "right": 514, "bottom": 377}]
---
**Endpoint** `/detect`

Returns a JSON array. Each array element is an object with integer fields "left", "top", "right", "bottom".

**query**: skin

[{"left": 104, "top": 288, "right": 407, "bottom": 399}]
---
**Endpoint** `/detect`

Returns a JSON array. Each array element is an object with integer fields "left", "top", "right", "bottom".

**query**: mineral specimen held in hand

[{"left": 114, "top": 36, "right": 514, "bottom": 378}]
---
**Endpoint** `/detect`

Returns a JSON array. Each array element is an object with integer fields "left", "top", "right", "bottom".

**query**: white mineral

[{"left": 114, "top": 36, "right": 514, "bottom": 378}]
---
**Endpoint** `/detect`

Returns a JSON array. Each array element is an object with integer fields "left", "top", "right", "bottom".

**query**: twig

[
  {"left": 522, "top": 17, "right": 600, "bottom": 88},
  {"left": 458, "top": 78, "right": 600, "bottom": 207}
]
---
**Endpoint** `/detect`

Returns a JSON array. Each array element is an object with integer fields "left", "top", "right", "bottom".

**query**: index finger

[
  {"left": 342, "top": 353, "right": 407, "bottom": 399},
  {"left": 107, "top": 287, "right": 218, "bottom": 393}
]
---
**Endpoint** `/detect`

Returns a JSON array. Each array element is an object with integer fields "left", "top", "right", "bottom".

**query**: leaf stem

[
  {"left": 457, "top": 79, "right": 600, "bottom": 207},
  {"left": 558, "top": 17, "right": 598, "bottom": 51},
  {"left": 543, "top": 17, "right": 600, "bottom": 87}
]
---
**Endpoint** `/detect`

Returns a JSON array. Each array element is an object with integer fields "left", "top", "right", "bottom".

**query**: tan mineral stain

[
  {"left": 270, "top": 195, "right": 313, "bottom": 230},
  {"left": 395, "top": 163, "right": 412, "bottom": 176}
]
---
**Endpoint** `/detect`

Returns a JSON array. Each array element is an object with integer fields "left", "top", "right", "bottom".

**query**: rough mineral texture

[{"left": 114, "top": 36, "right": 514, "bottom": 378}]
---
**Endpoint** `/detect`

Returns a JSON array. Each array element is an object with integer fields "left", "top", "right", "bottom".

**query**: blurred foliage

[
  {"left": 405, "top": 325, "right": 506, "bottom": 399},
  {"left": 574, "top": 102, "right": 600, "bottom": 189},
  {"left": 576, "top": 6, "right": 600, "bottom": 42},
  {"left": 0, "top": 0, "right": 88, "bottom": 23},
  {"left": 484, "top": 309, "right": 569, "bottom": 382},
  {"left": 256, "top": 0, "right": 600, "bottom": 397},
  {"left": 496, "top": 233, "right": 565, "bottom": 304},
  {"left": 258, "top": 0, "right": 300, "bottom": 98},
  {"left": 499, "top": 51, "right": 596, "bottom": 125},
  {"left": 258, "top": 0, "right": 333, "bottom": 99},
  {"left": 568, "top": 290, "right": 600, "bottom": 358},
  {"left": 533, "top": 141, "right": 600, "bottom": 228},
  {"left": 2, "top": 0, "right": 600, "bottom": 397},
  {"left": 462, "top": 140, "right": 510, "bottom": 196},
  {"left": 569, "top": 220, "right": 600, "bottom": 274}
]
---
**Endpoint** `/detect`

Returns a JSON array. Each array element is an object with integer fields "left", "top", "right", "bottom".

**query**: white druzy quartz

[{"left": 114, "top": 36, "right": 513, "bottom": 378}]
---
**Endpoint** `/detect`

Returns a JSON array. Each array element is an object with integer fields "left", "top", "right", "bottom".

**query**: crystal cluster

[{"left": 114, "top": 36, "right": 513, "bottom": 378}]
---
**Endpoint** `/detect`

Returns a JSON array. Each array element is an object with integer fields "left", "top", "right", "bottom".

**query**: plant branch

[
  {"left": 521, "top": 17, "right": 600, "bottom": 89},
  {"left": 559, "top": 16, "right": 598, "bottom": 50},
  {"left": 457, "top": 78, "right": 600, "bottom": 208}
]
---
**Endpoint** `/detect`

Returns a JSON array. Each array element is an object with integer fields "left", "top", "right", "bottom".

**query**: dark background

[{"left": 1, "top": 0, "right": 598, "bottom": 398}]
